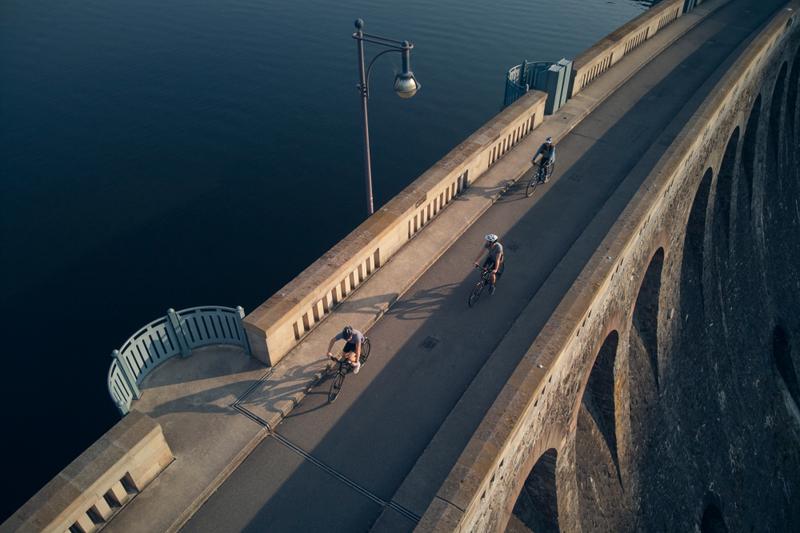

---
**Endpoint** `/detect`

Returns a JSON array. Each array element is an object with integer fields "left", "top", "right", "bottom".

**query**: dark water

[{"left": 0, "top": 0, "right": 652, "bottom": 520}]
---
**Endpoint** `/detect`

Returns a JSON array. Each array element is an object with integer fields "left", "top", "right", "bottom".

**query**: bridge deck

[{"left": 181, "top": 0, "right": 787, "bottom": 530}]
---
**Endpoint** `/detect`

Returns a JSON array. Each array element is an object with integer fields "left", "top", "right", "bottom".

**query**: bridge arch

[
  {"left": 629, "top": 247, "right": 664, "bottom": 392},
  {"left": 708, "top": 128, "right": 740, "bottom": 334},
  {"left": 574, "top": 331, "right": 628, "bottom": 528},
  {"left": 579, "top": 330, "right": 620, "bottom": 469},
  {"left": 621, "top": 247, "right": 664, "bottom": 497},
  {"left": 739, "top": 94, "right": 762, "bottom": 224},
  {"left": 508, "top": 448, "right": 560, "bottom": 533},
  {"left": 712, "top": 128, "right": 739, "bottom": 264},
  {"left": 765, "top": 62, "right": 788, "bottom": 187},
  {"left": 762, "top": 62, "right": 792, "bottom": 312},
  {"left": 749, "top": 57, "right": 787, "bottom": 259},
  {"left": 679, "top": 168, "right": 713, "bottom": 320}
]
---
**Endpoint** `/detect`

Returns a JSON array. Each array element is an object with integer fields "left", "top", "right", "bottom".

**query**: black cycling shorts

[
  {"left": 343, "top": 341, "right": 358, "bottom": 354},
  {"left": 483, "top": 258, "right": 505, "bottom": 277}
]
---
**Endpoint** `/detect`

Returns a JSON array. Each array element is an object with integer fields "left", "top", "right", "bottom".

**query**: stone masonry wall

[{"left": 417, "top": 4, "right": 800, "bottom": 532}]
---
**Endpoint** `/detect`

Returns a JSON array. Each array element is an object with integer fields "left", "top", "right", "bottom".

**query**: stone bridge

[
  {"left": 6, "top": 0, "right": 800, "bottom": 532},
  {"left": 418, "top": 3, "right": 800, "bottom": 532}
]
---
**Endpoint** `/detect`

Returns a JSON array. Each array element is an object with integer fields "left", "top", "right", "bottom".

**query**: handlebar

[{"left": 474, "top": 265, "right": 493, "bottom": 278}]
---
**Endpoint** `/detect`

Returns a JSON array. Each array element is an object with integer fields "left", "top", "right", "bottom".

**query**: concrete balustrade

[
  {"left": 570, "top": 0, "right": 684, "bottom": 97},
  {"left": 244, "top": 90, "right": 546, "bottom": 366},
  {"left": 1, "top": 412, "right": 173, "bottom": 533}
]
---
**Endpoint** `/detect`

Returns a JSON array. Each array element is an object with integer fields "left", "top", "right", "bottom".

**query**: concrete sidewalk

[
  {"left": 105, "top": 347, "right": 267, "bottom": 533},
  {"left": 106, "top": 2, "right": 727, "bottom": 531}
]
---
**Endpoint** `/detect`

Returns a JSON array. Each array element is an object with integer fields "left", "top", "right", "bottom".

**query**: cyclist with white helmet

[
  {"left": 473, "top": 233, "right": 504, "bottom": 294},
  {"left": 532, "top": 136, "right": 556, "bottom": 182},
  {"left": 327, "top": 325, "right": 365, "bottom": 374}
]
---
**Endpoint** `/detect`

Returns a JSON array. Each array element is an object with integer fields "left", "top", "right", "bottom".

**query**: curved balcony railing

[
  {"left": 107, "top": 306, "right": 250, "bottom": 415},
  {"left": 504, "top": 61, "right": 554, "bottom": 107}
]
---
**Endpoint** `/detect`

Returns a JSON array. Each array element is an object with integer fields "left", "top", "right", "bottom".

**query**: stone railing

[
  {"left": 244, "top": 90, "right": 547, "bottom": 366},
  {"left": 108, "top": 306, "right": 249, "bottom": 414},
  {"left": 570, "top": 0, "right": 684, "bottom": 97},
  {"left": 1, "top": 411, "right": 173, "bottom": 533}
]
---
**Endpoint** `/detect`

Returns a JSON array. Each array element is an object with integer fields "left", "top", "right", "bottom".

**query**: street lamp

[{"left": 353, "top": 18, "right": 421, "bottom": 215}]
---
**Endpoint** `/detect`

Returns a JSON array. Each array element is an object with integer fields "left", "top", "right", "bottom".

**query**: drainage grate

[{"left": 421, "top": 336, "right": 440, "bottom": 350}]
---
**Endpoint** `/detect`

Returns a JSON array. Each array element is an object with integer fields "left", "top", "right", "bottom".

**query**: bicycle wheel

[
  {"left": 328, "top": 371, "right": 345, "bottom": 403},
  {"left": 525, "top": 177, "right": 539, "bottom": 197},
  {"left": 360, "top": 338, "right": 371, "bottom": 364},
  {"left": 468, "top": 281, "right": 485, "bottom": 307},
  {"left": 547, "top": 161, "right": 555, "bottom": 180}
]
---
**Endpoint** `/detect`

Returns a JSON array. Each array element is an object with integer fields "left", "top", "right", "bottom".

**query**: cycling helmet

[
  {"left": 545, "top": 136, "right": 553, "bottom": 145},
  {"left": 484, "top": 234, "right": 499, "bottom": 244},
  {"left": 342, "top": 325, "right": 353, "bottom": 338}
]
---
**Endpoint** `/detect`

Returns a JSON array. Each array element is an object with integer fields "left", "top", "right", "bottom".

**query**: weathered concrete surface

[{"left": 418, "top": 1, "right": 800, "bottom": 531}]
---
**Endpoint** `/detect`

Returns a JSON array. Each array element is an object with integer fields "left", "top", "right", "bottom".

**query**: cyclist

[
  {"left": 473, "top": 233, "right": 504, "bottom": 294},
  {"left": 532, "top": 136, "right": 556, "bottom": 183},
  {"left": 326, "top": 325, "right": 365, "bottom": 374}
]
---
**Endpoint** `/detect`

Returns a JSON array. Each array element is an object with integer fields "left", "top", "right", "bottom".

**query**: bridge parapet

[
  {"left": 570, "top": 0, "right": 684, "bottom": 97},
  {"left": 243, "top": 91, "right": 546, "bottom": 366},
  {"left": 418, "top": 2, "right": 799, "bottom": 530},
  {"left": 1, "top": 411, "right": 173, "bottom": 533}
]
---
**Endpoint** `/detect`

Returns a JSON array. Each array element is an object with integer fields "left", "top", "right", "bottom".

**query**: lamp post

[{"left": 353, "top": 18, "right": 421, "bottom": 215}]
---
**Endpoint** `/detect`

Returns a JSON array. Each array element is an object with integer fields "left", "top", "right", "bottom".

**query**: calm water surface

[{"left": 1, "top": 0, "right": 652, "bottom": 519}]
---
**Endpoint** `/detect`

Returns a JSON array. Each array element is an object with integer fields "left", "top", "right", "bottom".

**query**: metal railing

[
  {"left": 504, "top": 59, "right": 573, "bottom": 113},
  {"left": 504, "top": 61, "right": 552, "bottom": 107},
  {"left": 107, "top": 306, "right": 250, "bottom": 415}
]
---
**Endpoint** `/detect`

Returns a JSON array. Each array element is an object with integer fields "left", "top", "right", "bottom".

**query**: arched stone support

[
  {"left": 509, "top": 449, "right": 560, "bottom": 533},
  {"left": 419, "top": 6, "right": 800, "bottom": 532}
]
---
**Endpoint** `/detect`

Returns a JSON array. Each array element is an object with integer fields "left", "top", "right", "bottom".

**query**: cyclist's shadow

[
  {"left": 283, "top": 361, "right": 349, "bottom": 417},
  {"left": 496, "top": 166, "right": 551, "bottom": 205}
]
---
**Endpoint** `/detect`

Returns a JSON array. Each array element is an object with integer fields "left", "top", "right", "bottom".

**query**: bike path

[{"left": 183, "top": 0, "right": 785, "bottom": 530}]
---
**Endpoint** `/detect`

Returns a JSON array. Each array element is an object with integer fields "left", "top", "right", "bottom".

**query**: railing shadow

[
  {"left": 388, "top": 283, "right": 460, "bottom": 321},
  {"left": 336, "top": 292, "right": 400, "bottom": 316},
  {"left": 137, "top": 345, "right": 259, "bottom": 389},
  {"left": 145, "top": 380, "right": 264, "bottom": 418}
]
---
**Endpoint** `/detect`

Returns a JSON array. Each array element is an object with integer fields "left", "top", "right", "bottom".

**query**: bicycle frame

[
  {"left": 327, "top": 337, "right": 370, "bottom": 402},
  {"left": 536, "top": 160, "right": 552, "bottom": 181}
]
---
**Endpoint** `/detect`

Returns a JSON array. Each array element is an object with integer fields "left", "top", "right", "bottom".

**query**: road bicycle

[
  {"left": 327, "top": 337, "right": 371, "bottom": 403},
  {"left": 525, "top": 159, "right": 555, "bottom": 197},
  {"left": 468, "top": 266, "right": 493, "bottom": 307}
]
